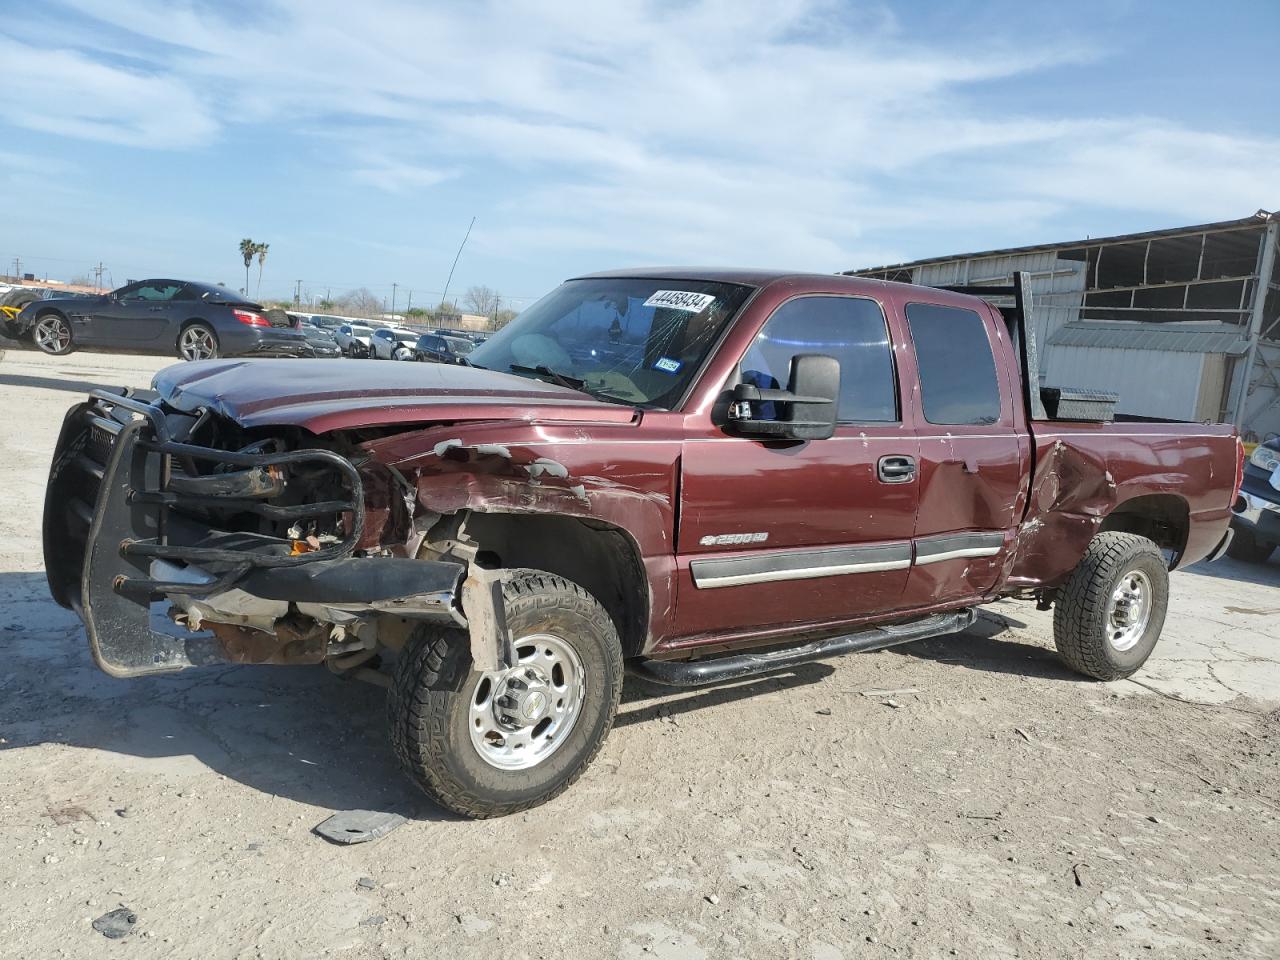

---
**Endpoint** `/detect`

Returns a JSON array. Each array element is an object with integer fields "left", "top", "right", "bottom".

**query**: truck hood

[{"left": 153, "top": 359, "right": 638, "bottom": 432}]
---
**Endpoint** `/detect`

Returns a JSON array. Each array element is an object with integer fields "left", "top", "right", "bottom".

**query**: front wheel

[
  {"left": 1053, "top": 532, "right": 1169, "bottom": 680},
  {"left": 388, "top": 570, "right": 623, "bottom": 818},
  {"left": 33, "top": 312, "right": 74, "bottom": 355},
  {"left": 178, "top": 323, "right": 219, "bottom": 360}
]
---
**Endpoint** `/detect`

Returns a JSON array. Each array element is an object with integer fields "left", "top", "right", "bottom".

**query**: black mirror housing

[{"left": 730, "top": 353, "right": 840, "bottom": 440}]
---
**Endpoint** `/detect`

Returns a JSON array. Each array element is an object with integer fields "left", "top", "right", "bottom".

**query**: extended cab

[{"left": 44, "top": 269, "right": 1242, "bottom": 817}]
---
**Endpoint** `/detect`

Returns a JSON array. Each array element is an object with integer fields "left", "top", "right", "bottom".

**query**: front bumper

[{"left": 45, "top": 389, "right": 464, "bottom": 677}]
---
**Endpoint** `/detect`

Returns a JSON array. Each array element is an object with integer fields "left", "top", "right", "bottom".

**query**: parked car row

[
  {"left": 4, "top": 276, "right": 493, "bottom": 364},
  {"left": 333, "top": 323, "right": 481, "bottom": 363}
]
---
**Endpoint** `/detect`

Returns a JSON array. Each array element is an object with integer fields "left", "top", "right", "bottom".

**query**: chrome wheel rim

[
  {"left": 468, "top": 634, "right": 585, "bottom": 770},
  {"left": 1108, "top": 569, "right": 1151, "bottom": 652},
  {"left": 180, "top": 327, "right": 216, "bottom": 360},
  {"left": 34, "top": 315, "right": 70, "bottom": 353}
]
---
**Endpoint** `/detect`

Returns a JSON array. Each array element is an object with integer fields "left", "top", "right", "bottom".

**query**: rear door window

[
  {"left": 739, "top": 295, "right": 898, "bottom": 422},
  {"left": 905, "top": 303, "right": 1002, "bottom": 425}
]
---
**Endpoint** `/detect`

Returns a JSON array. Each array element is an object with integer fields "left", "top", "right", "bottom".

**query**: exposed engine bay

[{"left": 44, "top": 387, "right": 510, "bottom": 681}]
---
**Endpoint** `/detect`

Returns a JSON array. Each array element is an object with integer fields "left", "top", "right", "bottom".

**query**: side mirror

[{"left": 730, "top": 354, "right": 840, "bottom": 441}]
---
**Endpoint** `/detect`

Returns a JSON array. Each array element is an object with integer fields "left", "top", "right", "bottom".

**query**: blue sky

[{"left": 1, "top": 0, "right": 1276, "bottom": 310}]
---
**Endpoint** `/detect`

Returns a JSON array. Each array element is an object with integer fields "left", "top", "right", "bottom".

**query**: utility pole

[
  {"left": 391, "top": 282, "right": 398, "bottom": 317},
  {"left": 294, "top": 279, "right": 302, "bottom": 305},
  {"left": 92, "top": 262, "right": 106, "bottom": 292},
  {"left": 11, "top": 257, "right": 20, "bottom": 281},
  {"left": 405, "top": 289, "right": 413, "bottom": 314}
]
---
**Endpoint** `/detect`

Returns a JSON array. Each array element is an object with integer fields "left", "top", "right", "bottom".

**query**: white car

[
  {"left": 370, "top": 327, "right": 422, "bottom": 360},
  {"left": 335, "top": 323, "right": 374, "bottom": 357}
]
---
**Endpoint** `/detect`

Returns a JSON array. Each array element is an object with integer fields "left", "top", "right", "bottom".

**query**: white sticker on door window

[{"left": 643, "top": 290, "right": 717, "bottom": 313}]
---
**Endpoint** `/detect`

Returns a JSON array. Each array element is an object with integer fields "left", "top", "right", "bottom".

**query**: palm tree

[
  {"left": 255, "top": 242, "right": 269, "bottom": 297},
  {"left": 239, "top": 238, "right": 256, "bottom": 295}
]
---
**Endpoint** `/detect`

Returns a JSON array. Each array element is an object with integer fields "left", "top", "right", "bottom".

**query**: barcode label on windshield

[{"left": 643, "top": 290, "right": 717, "bottom": 312}]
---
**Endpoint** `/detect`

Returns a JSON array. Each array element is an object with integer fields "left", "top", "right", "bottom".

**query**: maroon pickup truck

[{"left": 45, "top": 269, "right": 1243, "bottom": 817}]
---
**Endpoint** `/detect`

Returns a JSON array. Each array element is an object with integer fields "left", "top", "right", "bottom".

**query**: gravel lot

[{"left": 2, "top": 346, "right": 1279, "bottom": 959}]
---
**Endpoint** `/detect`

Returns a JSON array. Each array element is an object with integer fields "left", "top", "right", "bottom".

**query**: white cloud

[
  {"left": 4, "top": 0, "right": 1278, "bottom": 269},
  {"left": 0, "top": 36, "right": 217, "bottom": 147}
]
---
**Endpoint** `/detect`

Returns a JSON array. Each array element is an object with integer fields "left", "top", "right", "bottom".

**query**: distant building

[{"left": 846, "top": 209, "right": 1280, "bottom": 441}]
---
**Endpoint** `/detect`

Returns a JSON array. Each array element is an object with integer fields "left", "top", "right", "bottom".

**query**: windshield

[
  {"left": 468, "top": 278, "right": 752, "bottom": 407},
  {"left": 445, "top": 337, "right": 474, "bottom": 355}
]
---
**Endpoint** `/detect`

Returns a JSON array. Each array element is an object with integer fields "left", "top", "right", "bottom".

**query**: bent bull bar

[{"left": 45, "top": 389, "right": 465, "bottom": 678}]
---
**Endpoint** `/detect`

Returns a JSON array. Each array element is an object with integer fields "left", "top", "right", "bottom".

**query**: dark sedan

[
  {"left": 411, "top": 332, "right": 474, "bottom": 364},
  {"left": 16, "top": 279, "right": 311, "bottom": 360},
  {"left": 292, "top": 315, "right": 343, "bottom": 358}
]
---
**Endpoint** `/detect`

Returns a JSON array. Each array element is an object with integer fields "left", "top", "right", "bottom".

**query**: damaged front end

[{"left": 45, "top": 388, "right": 469, "bottom": 678}]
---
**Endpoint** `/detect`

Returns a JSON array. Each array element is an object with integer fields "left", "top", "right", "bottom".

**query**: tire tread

[
  {"left": 387, "top": 569, "right": 622, "bottom": 818},
  {"left": 1053, "top": 531, "right": 1166, "bottom": 681}
]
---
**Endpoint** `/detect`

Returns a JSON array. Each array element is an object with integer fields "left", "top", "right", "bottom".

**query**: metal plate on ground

[{"left": 313, "top": 809, "right": 407, "bottom": 845}]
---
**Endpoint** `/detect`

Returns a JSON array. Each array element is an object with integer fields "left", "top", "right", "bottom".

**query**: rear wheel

[
  {"left": 33, "top": 312, "right": 74, "bottom": 355},
  {"left": 1226, "top": 528, "right": 1275, "bottom": 564},
  {"left": 1053, "top": 532, "right": 1169, "bottom": 680},
  {"left": 178, "top": 323, "right": 219, "bottom": 360},
  {"left": 388, "top": 569, "right": 623, "bottom": 818}
]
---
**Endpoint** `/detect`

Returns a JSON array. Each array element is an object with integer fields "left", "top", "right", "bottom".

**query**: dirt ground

[{"left": 2, "top": 346, "right": 1279, "bottom": 960}]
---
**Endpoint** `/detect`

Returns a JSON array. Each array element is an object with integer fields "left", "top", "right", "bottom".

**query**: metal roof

[
  {"left": 847, "top": 209, "right": 1277, "bottom": 275},
  {"left": 1047, "top": 321, "right": 1249, "bottom": 355}
]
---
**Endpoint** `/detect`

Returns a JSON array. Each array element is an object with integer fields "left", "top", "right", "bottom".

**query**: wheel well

[
  {"left": 462, "top": 513, "right": 649, "bottom": 657},
  {"left": 1099, "top": 495, "right": 1190, "bottom": 565}
]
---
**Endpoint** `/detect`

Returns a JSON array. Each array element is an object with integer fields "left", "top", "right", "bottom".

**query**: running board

[{"left": 631, "top": 608, "right": 977, "bottom": 687}]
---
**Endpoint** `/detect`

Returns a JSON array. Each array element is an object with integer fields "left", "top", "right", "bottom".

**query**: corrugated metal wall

[
  {"left": 1043, "top": 346, "right": 1205, "bottom": 421},
  {"left": 910, "top": 251, "right": 1085, "bottom": 387}
]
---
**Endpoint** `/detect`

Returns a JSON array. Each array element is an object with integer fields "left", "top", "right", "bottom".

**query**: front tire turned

[
  {"left": 388, "top": 570, "right": 623, "bottom": 818},
  {"left": 1053, "top": 532, "right": 1169, "bottom": 681}
]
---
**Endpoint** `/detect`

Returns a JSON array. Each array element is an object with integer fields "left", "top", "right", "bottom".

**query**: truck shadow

[
  {"left": 1181, "top": 555, "right": 1280, "bottom": 588},
  {"left": 888, "top": 611, "right": 1084, "bottom": 682},
  {"left": 616, "top": 663, "right": 835, "bottom": 728},
  {"left": 0, "top": 570, "right": 833, "bottom": 822}
]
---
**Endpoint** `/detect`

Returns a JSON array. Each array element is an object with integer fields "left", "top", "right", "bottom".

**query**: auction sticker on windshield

[{"left": 644, "top": 290, "right": 717, "bottom": 312}]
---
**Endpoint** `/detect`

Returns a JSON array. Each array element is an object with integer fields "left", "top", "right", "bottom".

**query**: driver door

[
  {"left": 100, "top": 281, "right": 185, "bottom": 342},
  {"left": 675, "top": 295, "right": 920, "bottom": 640}
]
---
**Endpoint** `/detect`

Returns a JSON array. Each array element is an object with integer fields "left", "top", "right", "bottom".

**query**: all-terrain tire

[
  {"left": 387, "top": 569, "right": 623, "bottom": 818},
  {"left": 1053, "top": 532, "right": 1169, "bottom": 680},
  {"left": 1226, "top": 528, "right": 1275, "bottom": 565}
]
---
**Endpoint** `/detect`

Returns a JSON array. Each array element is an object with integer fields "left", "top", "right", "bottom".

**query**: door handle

[
  {"left": 148, "top": 306, "right": 165, "bottom": 312},
  {"left": 878, "top": 455, "right": 916, "bottom": 483}
]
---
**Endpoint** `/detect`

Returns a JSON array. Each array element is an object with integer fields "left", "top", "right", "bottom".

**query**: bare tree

[
  {"left": 335, "top": 287, "right": 382, "bottom": 316},
  {"left": 463, "top": 285, "right": 502, "bottom": 316},
  {"left": 492, "top": 308, "right": 518, "bottom": 330}
]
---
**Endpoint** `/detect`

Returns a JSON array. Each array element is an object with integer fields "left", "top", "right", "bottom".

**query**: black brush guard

[{"left": 44, "top": 389, "right": 461, "bottom": 677}]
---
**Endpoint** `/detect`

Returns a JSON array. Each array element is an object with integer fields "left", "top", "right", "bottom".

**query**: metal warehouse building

[{"left": 846, "top": 209, "right": 1280, "bottom": 441}]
